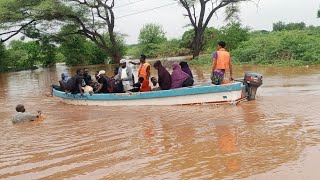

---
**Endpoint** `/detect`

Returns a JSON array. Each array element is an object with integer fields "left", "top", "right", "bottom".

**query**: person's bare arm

[
  {"left": 212, "top": 59, "right": 217, "bottom": 72},
  {"left": 146, "top": 66, "right": 151, "bottom": 79},
  {"left": 229, "top": 62, "right": 233, "bottom": 81},
  {"left": 78, "top": 84, "right": 83, "bottom": 95},
  {"left": 94, "top": 84, "right": 103, "bottom": 93},
  {"left": 130, "top": 61, "right": 140, "bottom": 65}
]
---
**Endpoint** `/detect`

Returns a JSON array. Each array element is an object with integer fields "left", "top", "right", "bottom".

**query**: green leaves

[
  {"left": 232, "top": 30, "right": 320, "bottom": 65},
  {"left": 138, "top": 23, "right": 166, "bottom": 44},
  {"left": 137, "top": 23, "right": 167, "bottom": 58}
]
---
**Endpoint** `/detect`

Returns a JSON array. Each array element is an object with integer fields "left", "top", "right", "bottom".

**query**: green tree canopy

[
  {"left": 0, "top": 0, "right": 124, "bottom": 63},
  {"left": 138, "top": 23, "right": 166, "bottom": 44},
  {"left": 137, "top": 23, "right": 167, "bottom": 58},
  {"left": 273, "top": 21, "right": 306, "bottom": 31}
]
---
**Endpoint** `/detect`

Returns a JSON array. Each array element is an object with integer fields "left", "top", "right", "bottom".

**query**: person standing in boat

[
  {"left": 211, "top": 41, "right": 233, "bottom": 85},
  {"left": 117, "top": 59, "right": 133, "bottom": 91},
  {"left": 130, "top": 54, "right": 151, "bottom": 92}
]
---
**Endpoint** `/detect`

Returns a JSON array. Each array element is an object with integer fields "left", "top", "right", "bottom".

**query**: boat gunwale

[{"left": 53, "top": 82, "right": 244, "bottom": 101}]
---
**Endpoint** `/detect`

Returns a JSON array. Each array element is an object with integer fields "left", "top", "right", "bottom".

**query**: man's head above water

[{"left": 16, "top": 104, "right": 25, "bottom": 113}]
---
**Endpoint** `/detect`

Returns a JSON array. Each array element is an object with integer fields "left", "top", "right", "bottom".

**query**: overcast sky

[{"left": 114, "top": 0, "right": 320, "bottom": 44}]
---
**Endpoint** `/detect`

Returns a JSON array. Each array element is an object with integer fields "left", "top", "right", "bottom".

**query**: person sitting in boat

[
  {"left": 211, "top": 41, "right": 233, "bottom": 85},
  {"left": 130, "top": 54, "right": 151, "bottom": 92},
  {"left": 83, "top": 68, "right": 92, "bottom": 86},
  {"left": 179, "top": 61, "right": 193, "bottom": 79},
  {"left": 82, "top": 85, "right": 94, "bottom": 94},
  {"left": 91, "top": 71, "right": 101, "bottom": 92},
  {"left": 129, "top": 77, "right": 144, "bottom": 92},
  {"left": 51, "top": 72, "right": 70, "bottom": 96},
  {"left": 116, "top": 59, "right": 133, "bottom": 91},
  {"left": 12, "top": 104, "right": 43, "bottom": 124},
  {"left": 94, "top": 70, "right": 110, "bottom": 94},
  {"left": 151, "top": 77, "right": 160, "bottom": 91},
  {"left": 65, "top": 69, "right": 85, "bottom": 95},
  {"left": 108, "top": 67, "right": 124, "bottom": 93},
  {"left": 153, "top": 60, "right": 171, "bottom": 90},
  {"left": 171, "top": 63, "right": 194, "bottom": 89}
]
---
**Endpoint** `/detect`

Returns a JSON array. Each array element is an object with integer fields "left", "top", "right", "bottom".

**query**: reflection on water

[{"left": 0, "top": 63, "right": 320, "bottom": 179}]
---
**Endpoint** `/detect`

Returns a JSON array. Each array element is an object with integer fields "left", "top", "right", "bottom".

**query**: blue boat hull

[{"left": 52, "top": 82, "right": 246, "bottom": 106}]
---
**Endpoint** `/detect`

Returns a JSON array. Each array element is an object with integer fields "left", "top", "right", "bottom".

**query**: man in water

[
  {"left": 12, "top": 104, "right": 42, "bottom": 124},
  {"left": 117, "top": 59, "right": 133, "bottom": 91},
  {"left": 211, "top": 41, "right": 233, "bottom": 85},
  {"left": 130, "top": 54, "right": 151, "bottom": 92}
]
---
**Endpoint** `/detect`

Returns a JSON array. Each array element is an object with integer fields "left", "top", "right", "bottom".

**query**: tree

[
  {"left": 273, "top": 21, "right": 306, "bottom": 31},
  {"left": 138, "top": 23, "right": 167, "bottom": 57},
  {"left": 138, "top": 24, "right": 166, "bottom": 44},
  {"left": 180, "top": 27, "right": 220, "bottom": 51},
  {"left": 39, "top": 35, "right": 57, "bottom": 67},
  {"left": 6, "top": 40, "right": 41, "bottom": 70},
  {"left": 177, "top": 0, "right": 253, "bottom": 59},
  {"left": 0, "top": 0, "right": 70, "bottom": 42},
  {"left": 218, "top": 22, "right": 249, "bottom": 51},
  {"left": 65, "top": 0, "right": 123, "bottom": 63},
  {"left": 0, "top": 0, "right": 124, "bottom": 63},
  {"left": 0, "top": 43, "right": 8, "bottom": 71},
  {"left": 58, "top": 26, "right": 91, "bottom": 66}
]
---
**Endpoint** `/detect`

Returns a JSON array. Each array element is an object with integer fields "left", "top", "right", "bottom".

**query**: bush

[
  {"left": 205, "top": 22, "right": 250, "bottom": 53},
  {"left": 6, "top": 40, "right": 41, "bottom": 70},
  {"left": 189, "top": 54, "right": 212, "bottom": 65},
  {"left": 59, "top": 35, "right": 90, "bottom": 66},
  {"left": 232, "top": 30, "right": 320, "bottom": 64}
]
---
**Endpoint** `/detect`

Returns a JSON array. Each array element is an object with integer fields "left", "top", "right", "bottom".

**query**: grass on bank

[{"left": 189, "top": 54, "right": 320, "bottom": 67}]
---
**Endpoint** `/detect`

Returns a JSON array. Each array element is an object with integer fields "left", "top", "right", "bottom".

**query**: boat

[{"left": 52, "top": 73, "right": 263, "bottom": 106}]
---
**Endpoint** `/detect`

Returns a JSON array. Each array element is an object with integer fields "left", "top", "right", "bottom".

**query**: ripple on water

[{"left": 1, "top": 65, "right": 320, "bottom": 179}]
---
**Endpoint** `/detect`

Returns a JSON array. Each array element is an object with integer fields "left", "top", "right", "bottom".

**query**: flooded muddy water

[{"left": 0, "top": 63, "right": 320, "bottom": 179}]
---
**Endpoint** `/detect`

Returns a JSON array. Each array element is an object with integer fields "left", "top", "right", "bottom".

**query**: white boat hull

[
  {"left": 60, "top": 90, "right": 243, "bottom": 106},
  {"left": 53, "top": 82, "right": 246, "bottom": 106}
]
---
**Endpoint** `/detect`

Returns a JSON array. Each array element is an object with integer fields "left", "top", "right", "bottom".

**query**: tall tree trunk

[
  {"left": 108, "top": 25, "right": 121, "bottom": 64},
  {"left": 192, "top": 28, "right": 204, "bottom": 59}
]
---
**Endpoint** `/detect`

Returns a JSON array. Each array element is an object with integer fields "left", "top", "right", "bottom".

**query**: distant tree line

[
  {"left": 0, "top": 0, "right": 257, "bottom": 72},
  {"left": 0, "top": 0, "right": 319, "bottom": 72}
]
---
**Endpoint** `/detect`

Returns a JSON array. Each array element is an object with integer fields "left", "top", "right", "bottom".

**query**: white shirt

[{"left": 120, "top": 68, "right": 132, "bottom": 92}]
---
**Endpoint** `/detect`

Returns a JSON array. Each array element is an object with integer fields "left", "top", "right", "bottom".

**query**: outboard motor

[{"left": 244, "top": 73, "right": 263, "bottom": 101}]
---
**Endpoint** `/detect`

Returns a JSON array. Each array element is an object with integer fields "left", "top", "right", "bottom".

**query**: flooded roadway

[{"left": 0, "top": 63, "right": 320, "bottom": 179}]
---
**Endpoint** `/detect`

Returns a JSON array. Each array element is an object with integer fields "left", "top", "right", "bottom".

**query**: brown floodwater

[{"left": 0, "top": 63, "right": 320, "bottom": 179}]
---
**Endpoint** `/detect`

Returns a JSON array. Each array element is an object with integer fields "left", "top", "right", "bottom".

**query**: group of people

[
  {"left": 53, "top": 41, "right": 232, "bottom": 95},
  {"left": 13, "top": 41, "right": 233, "bottom": 124},
  {"left": 54, "top": 55, "right": 198, "bottom": 95}
]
